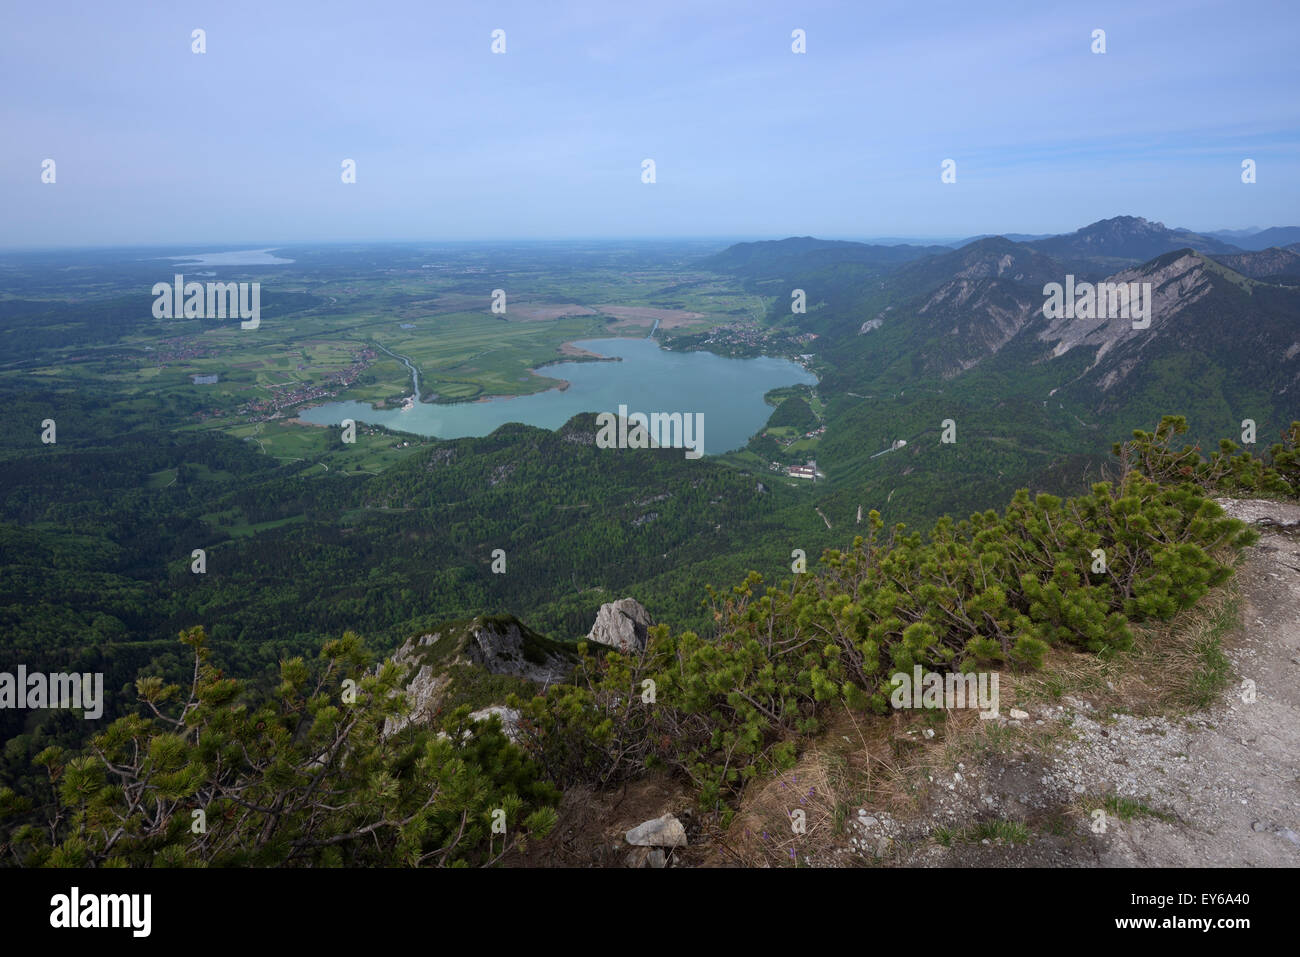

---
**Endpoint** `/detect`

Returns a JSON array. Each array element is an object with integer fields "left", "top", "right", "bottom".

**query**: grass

[
  {"left": 1179, "top": 598, "right": 1238, "bottom": 708},
  {"left": 932, "top": 819, "right": 1030, "bottom": 846},
  {"left": 225, "top": 514, "right": 307, "bottom": 537},
  {"left": 1097, "top": 794, "right": 1176, "bottom": 823},
  {"left": 1011, "top": 580, "right": 1243, "bottom": 716},
  {"left": 964, "top": 819, "right": 1031, "bottom": 844},
  {"left": 225, "top": 418, "right": 428, "bottom": 472}
]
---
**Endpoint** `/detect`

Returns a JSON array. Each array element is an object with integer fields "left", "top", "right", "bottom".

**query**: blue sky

[{"left": 3, "top": 0, "right": 1298, "bottom": 247}]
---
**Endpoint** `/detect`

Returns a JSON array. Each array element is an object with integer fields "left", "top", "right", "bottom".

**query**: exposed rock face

[
  {"left": 897, "top": 240, "right": 1061, "bottom": 378},
  {"left": 1216, "top": 497, "right": 1300, "bottom": 527},
  {"left": 559, "top": 417, "right": 598, "bottom": 446},
  {"left": 1040, "top": 254, "right": 1205, "bottom": 352},
  {"left": 586, "top": 598, "right": 653, "bottom": 654},
  {"left": 468, "top": 705, "right": 523, "bottom": 743},
  {"left": 384, "top": 615, "right": 576, "bottom": 736},
  {"left": 385, "top": 633, "right": 454, "bottom": 736},
  {"left": 1036, "top": 251, "right": 1217, "bottom": 392},
  {"left": 462, "top": 617, "right": 573, "bottom": 685}
]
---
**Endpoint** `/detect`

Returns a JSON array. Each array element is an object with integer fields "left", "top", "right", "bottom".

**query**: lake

[
  {"left": 297, "top": 337, "right": 817, "bottom": 455},
  {"left": 165, "top": 248, "right": 294, "bottom": 266}
]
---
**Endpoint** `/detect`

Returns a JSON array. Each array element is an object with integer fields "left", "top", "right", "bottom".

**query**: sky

[{"left": 2, "top": 0, "right": 1298, "bottom": 248}]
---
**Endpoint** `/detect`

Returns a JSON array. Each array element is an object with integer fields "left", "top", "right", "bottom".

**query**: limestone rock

[
  {"left": 626, "top": 813, "right": 687, "bottom": 848},
  {"left": 625, "top": 847, "right": 668, "bottom": 868},
  {"left": 468, "top": 705, "right": 523, "bottom": 743},
  {"left": 587, "top": 598, "right": 653, "bottom": 654},
  {"left": 383, "top": 615, "right": 576, "bottom": 736}
]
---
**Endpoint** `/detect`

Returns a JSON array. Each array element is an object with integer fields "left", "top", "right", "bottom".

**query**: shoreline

[{"left": 287, "top": 335, "right": 814, "bottom": 423}]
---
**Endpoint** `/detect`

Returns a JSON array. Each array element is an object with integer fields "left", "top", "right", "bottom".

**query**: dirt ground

[{"left": 882, "top": 497, "right": 1300, "bottom": 867}]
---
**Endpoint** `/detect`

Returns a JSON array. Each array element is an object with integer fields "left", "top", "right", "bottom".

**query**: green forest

[{"left": 2, "top": 416, "right": 1295, "bottom": 866}]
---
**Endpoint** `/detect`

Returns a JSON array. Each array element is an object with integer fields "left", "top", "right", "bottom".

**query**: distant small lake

[
  {"left": 165, "top": 248, "right": 294, "bottom": 266},
  {"left": 298, "top": 338, "right": 817, "bottom": 455}
]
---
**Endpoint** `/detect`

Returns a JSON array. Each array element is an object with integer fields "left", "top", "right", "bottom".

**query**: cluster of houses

[
  {"left": 695, "top": 323, "right": 824, "bottom": 355},
  {"left": 237, "top": 347, "right": 378, "bottom": 421},
  {"left": 700, "top": 322, "right": 768, "bottom": 348},
  {"left": 149, "top": 337, "right": 217, "bottom": 364},
  {"left": 769, "top": 459, "right": 821, "bottom": 481}
]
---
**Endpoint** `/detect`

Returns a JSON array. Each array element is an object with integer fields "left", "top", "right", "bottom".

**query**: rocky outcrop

[
  {"left": 461, "top": 616, "right": 574, "bottom": 684},
  {"left": 384, "top": 615, "right": 577, "bottom": 736},
  {"left": 586, "top": 598, "right": 653, "bottom": 654},
  {"left": 468, "top": 705, "right": 523, "bottom": 743},
  {"left": 383, "top": 600, "right": 653, "bottom": 741}
]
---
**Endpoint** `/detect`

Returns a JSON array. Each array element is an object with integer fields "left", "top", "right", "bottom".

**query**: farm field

[{"left": 1, "top": 242, "right": 792, "bottom": 474}]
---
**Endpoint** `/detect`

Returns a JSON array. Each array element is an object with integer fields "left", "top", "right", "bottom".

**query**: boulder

[
  {"left": 587, "top": 598, "right": 653, "bottom": 654},
  {"left": 625, "top": 847, "right": 668, "bottom": 868},
  {"left": 625, "top": 813, "right": 687, "bottom": 848}
]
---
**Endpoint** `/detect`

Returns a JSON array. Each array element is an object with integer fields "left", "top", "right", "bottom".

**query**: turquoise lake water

[{"left": 297, "top": 337, "right": 817, "bottom": 455}]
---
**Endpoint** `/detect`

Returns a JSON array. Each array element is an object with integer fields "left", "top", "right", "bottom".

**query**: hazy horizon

[
  {"left": 1, "top": 217, "right": 1290, "bottom": 256},
  {"left": 3, "top": 0, "right": 1298, "bottom": 249}
]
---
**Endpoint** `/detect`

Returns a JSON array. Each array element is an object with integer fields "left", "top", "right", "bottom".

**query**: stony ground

[{"left": 848, "top": 497, "right": 1300, "bottom": 867}]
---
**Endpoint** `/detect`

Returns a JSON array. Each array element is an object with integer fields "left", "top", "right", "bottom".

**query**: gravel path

[{"left": 854, "top": 498, "right": 1300, "bottom": 867}]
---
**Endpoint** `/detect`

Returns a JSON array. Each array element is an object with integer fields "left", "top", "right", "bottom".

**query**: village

[
  {"left": 236, "top": 347, "right": 378, "bottom": 421},
  {"left": 769, "top": 456, "right": 823, "bottom": 481}
]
